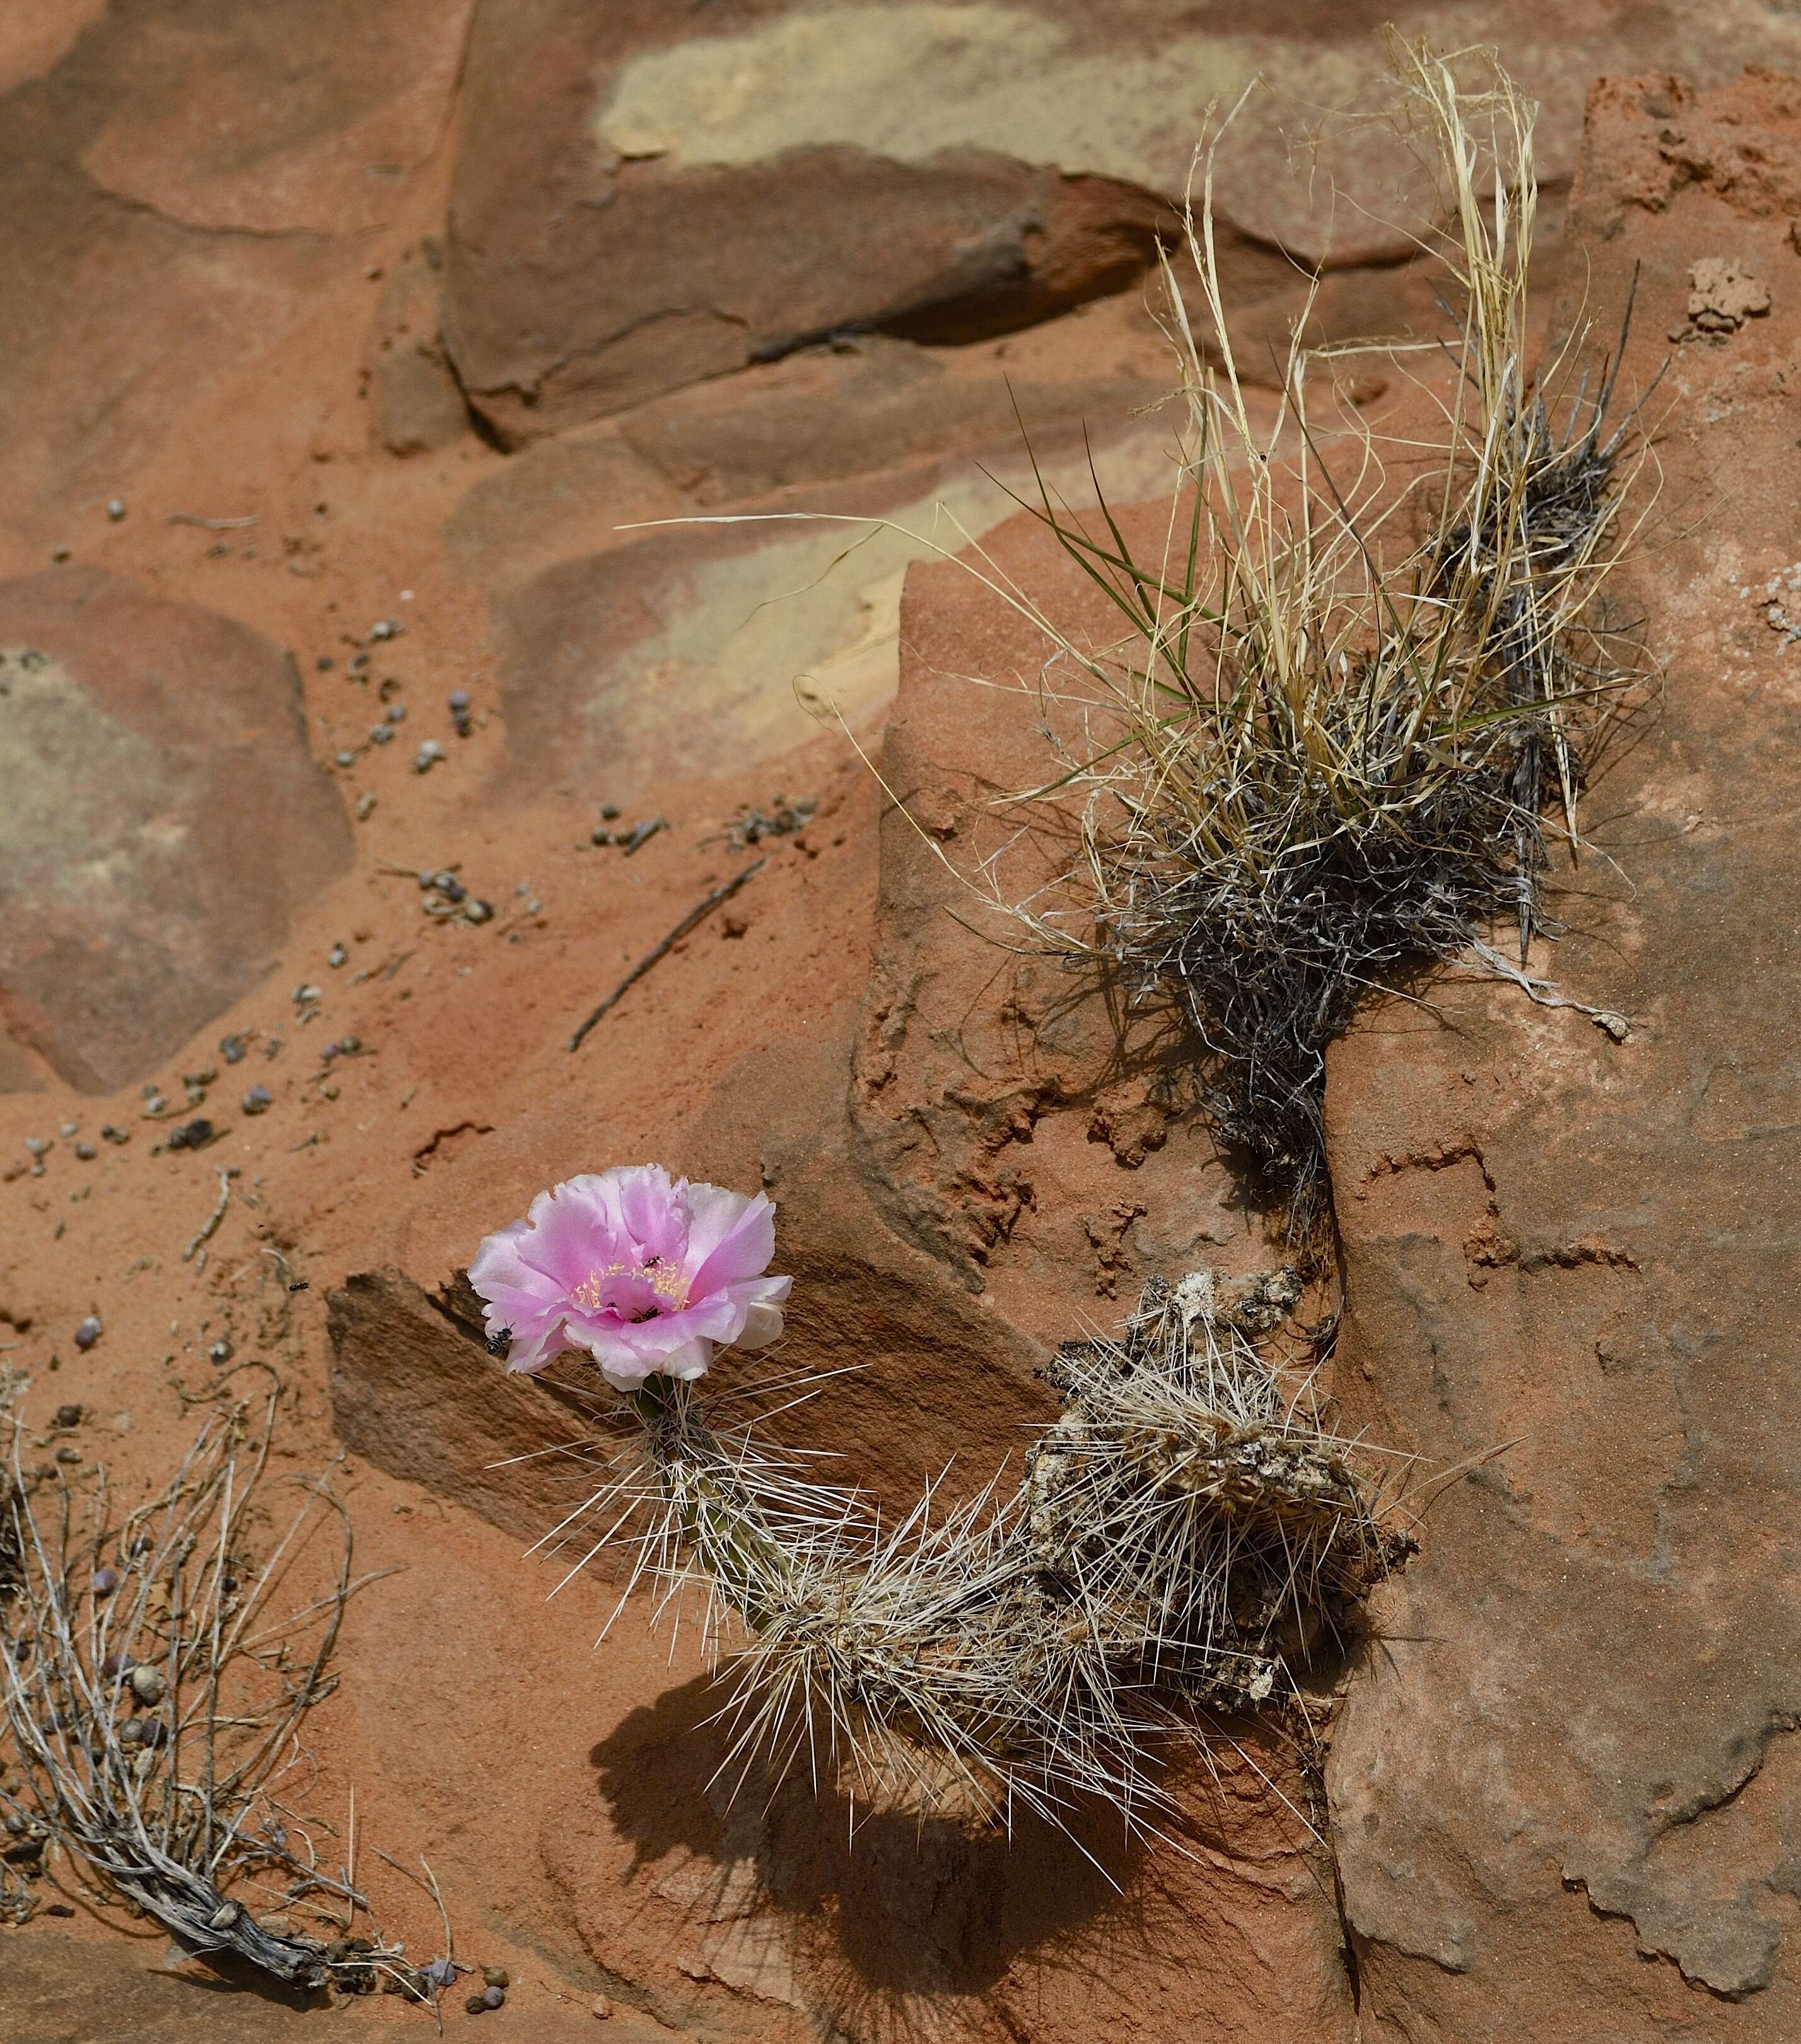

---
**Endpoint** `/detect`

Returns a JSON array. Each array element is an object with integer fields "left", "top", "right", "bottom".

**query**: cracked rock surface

[{"left": 1326, "top": 68, "right": 1801, "bottom": 2038}]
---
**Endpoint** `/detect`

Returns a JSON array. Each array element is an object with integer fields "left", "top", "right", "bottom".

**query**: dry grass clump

[
  {"left": 0, "top": 1376, "right": 405, "bottom": 1988},
  {"left": 941, "top": 47, "right": 1655, "bottom": 1233},
  {"left": 551, "top": 1270, "right": 1406, "bottom": 1833}
]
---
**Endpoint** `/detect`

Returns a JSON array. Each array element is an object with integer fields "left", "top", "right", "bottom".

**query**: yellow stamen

[{"left": 571, "top": 1260, "right": 690, "bottom": 1313}]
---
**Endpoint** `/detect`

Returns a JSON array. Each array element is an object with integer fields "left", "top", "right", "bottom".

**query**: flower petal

[
  {"left": 686, "top": 1188, "right": 777, "bottom": 1296},
  {"left": 615, "top": 1164, "right": 688, "bottom": 1265},
  {"left": 504, "top": 1315, "right": 569, "bottom": 1375},
  {"left": 735, "top": 1301, "right": 784, "bottom": 1351},
  {"left": 511, "top": 1176, "right": 624, "bottom": 1289},
  {"left": 658, "top": 1338, "right": 714, "bottom": 1381}
]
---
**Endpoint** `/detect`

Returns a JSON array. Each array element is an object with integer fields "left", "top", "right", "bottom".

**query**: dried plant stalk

[
  {"left": 952, "top": 45, "right": 1658, "bottom": 1235},
  {"left": 547, "top": 1271, "right": 1408, "bottom": 1832},
  {"left": 0, "top": 1376, "right": 393, "bottom": 1982}
]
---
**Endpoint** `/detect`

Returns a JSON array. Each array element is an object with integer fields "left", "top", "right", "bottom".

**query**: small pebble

[
  {"left": 92, "top": 1567, "right": 119, "bottom": 1596},
  {"left": 55, "top": 1446, "right": 81, "bottom": 1465},
  {"left": 320, "top": 1081, "right": 340, "bottom": 1100},
  {"left": 74, "top": 1142, "right": 97, "bottom": 1160},
  {"left": 101, "top": 1124, "right": 130, "bottom": 1144},
  {"left": 447, "top": 689, "right": 470, "bottom": 712},
  {"left": 50, "top": 546, "right": 70, "bottom": 563},
  {"left": 355, "top": 792, "right": 378, "bottom": 821},
  {"left": 335, "top": 750, "right": 356, "bottom": 768},
  {"left": 207, "top": 1338, "right": 233, "bottom": 1363},
  {"left": 384, "top": 702, "right": 406, "bottom": 724},
  {"left": 481, "top": 1966, "right": 510, "bottom": 1989},
  {"left": 74, "top": 1316, "right": 102, "bottom": 1351},
  {"left": 590, "top": 827, "right": 614, "bottom": 847},
  {"left": 350, "top": 652, "right": 371, "bottom": 673},
  {"left": 55, "top": 1404, "right": 82, "bottom": 1428},
  {"left": 327, "top": 943, "right": 348, "bottom": 968},
  {"left": 105, "top": 499, "right": 126, "bottom": 521},
  {"left": 129, "top": 1665, "right": 166, "bottom": 1705},
  {"left": 600, "top": 804, "right": 621, "bottom": 820},
  {"left": 220, "top": 1034, "right": 247, "bottom": 1063},
  {"left": 142, "top": 1095, "right": 167, "bottom": 1118},
  {"left": 414, "top": 740, "right": 445, "bottom": 772},
  {"left": 441, "top": 880, "right": 466, "bottom": 903},
  {"left": 465, "top": 1995, "right": 489, "bottom": 2015},
  {"left": 317, "top": 655, "right": 335, "bottom": 672},
  {"left": 482, "top": 1986, "right": 506, "bottom": 2010},
  {"left": 242, "top": 1086, "right": 273, "bottom": 1116},
  {"left": 462, "top": 899, "right": 493, "bottom": 925},
  {"left": 338, "top": 1034, "right": 361, "bottom": 1054},
  {"left": 167, "top": 1117, "right": 213, "bottom": 1151},
  {"left": 24, "top": 1136, "right": 47, "bottom": 1157},
  {"left": 59, "top": 1120, "right": 77, "bottom": 1137},
  {"left": 590, "top": 1994, "right": 613, "bottom": 2020},
  {"left": 100, "top": 1652, "right": 132, "bottom": 1677},
  {"left": 370, "top": 724, "right": 394, "bottom": 745},
  {"left": 370, "top": 618, "right": 402, "bottom": 641},
  {"left": 138, "top": 1716, "right": 168, "bottom": 1748},
  {"left": 423, "top": 1958, "right": 457, "bottom": 1989}
]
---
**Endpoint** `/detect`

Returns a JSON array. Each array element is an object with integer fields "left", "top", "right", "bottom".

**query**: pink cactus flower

[{"left": 467, "top": 1164, "right": 790, "bottom": 1390}]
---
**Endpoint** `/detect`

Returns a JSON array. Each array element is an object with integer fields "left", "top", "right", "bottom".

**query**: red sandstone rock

[
  {"left": 0, "top": 569, "right": 351, "bottom": 1093},
  {"left": 1326, "top": 66, "right": 1801, "bottom": 2038},
  {"left": 9, "top": 4, "right": 1801, "bottom": 2038},
  {"left": 368, "top": 238, "right": 472, "bottom": 458}
]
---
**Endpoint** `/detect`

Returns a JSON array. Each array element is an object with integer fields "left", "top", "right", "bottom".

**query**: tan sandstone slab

[{"left": 443, "top": 0, "right": 1801, "bottom": 437}]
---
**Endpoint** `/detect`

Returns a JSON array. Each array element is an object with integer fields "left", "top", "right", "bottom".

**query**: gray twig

[
  {"left": 568, "top": 859, "right": 766, "bottom": 1052},
  {"left": 182, "top": 1167, "right": 238, "bottom": 1263}
]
